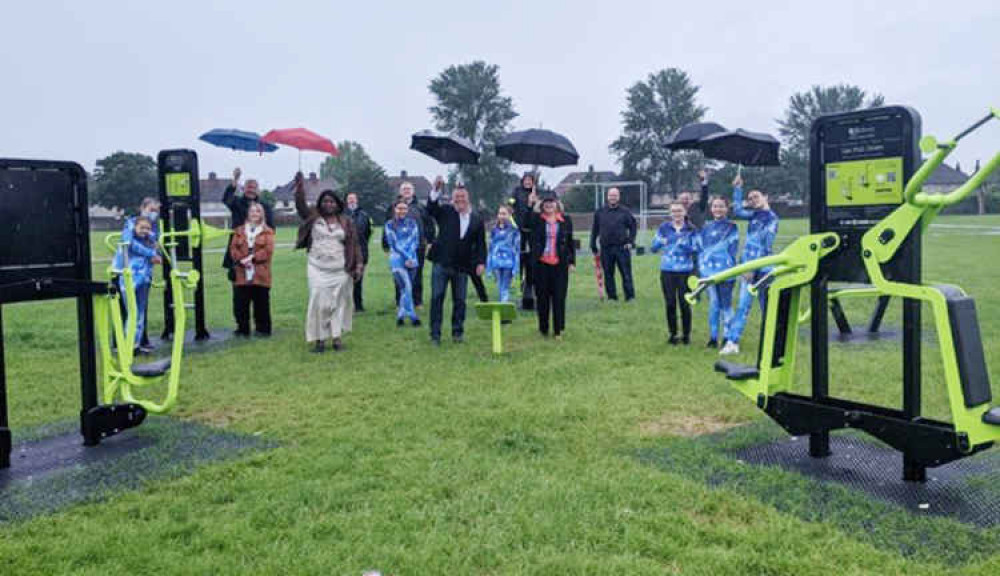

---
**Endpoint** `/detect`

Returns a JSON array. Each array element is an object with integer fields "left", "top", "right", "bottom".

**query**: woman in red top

[{"left": 527, "top": 193, "right": 576, "bottom": 340}]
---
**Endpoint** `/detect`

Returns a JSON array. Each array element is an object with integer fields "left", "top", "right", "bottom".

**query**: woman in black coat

[{"left": 527, "top": 193, "right": 575, "bottom": 340}]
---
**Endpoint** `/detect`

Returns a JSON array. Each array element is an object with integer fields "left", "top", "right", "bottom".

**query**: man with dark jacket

[
  {"left": 345, "top": 192, "right": 372, "bottom": 312},
  {"left": 222, "top": 167, "right": 275, "bottom": 329},
  {"left": 590, "top": 187, "right": 637, "bottom": 301},
  {"left": 426, "top": 183, "right": 487, "bottom": 345},
  {"left": 509, "top": 173, "right": 536, "bottom": 309},
  {"left": 382, "top": 180, "right": 435, "bottom": 307}
]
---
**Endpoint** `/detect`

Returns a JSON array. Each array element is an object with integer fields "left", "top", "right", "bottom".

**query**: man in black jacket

[
  {"left": 382, "top": 180, "right": 435, "bottom": 307},
  {"left": 509, "top": 173, "right": 536, "bottom": 309},
  {"left": 426, "top": 183, "right": 487, "bottom": 345},
  {"left": 345, "top": 192, "right": 372, "bottom": 312},
  {"left": 222, "top": 167, "right": 275, "bottom": 329},
  {"left": 589, "top": 187, "right": 637, "bottom": 301}
]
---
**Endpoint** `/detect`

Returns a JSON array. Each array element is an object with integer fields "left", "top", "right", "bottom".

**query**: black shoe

[
  {"left": 682, "top": 335, "right": 691, "bottom": 345},
  {"left": 397, "top": 318, "right": 405, "bottom": 327},
  {"left": 234, "top": 330, "right": 251, "bottom": 338},
  {"left": 706, "top": 339, "right": 718, "bottom": 349},
  {"left": 411, "top": 318, "right": 422, "bottom": 327},
  {"left": 332, "top": 338, "right": 343, "bottom": 351},
  {"left": 540, "top": 331, "right": 549, "bottom": 338},
  {"left": 311, "top": 342, "right": 326, "bottom": 354},
  {"left": 431, "top": 337, "right": 441, "bottom": 346},
  {"left": 356, "top": 305, "right": 366, "bottom": 313},
  {"left": 452, "top": 335, "right": 464, "bottom": 344},
  {"left": 501, "top": 319, "right": 512, "bottom": 325},
  {"left": 668, "top": 335, "right": 680, "bottom": 346}
]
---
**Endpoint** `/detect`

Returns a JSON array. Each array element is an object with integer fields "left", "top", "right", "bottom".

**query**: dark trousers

[
  {"left": 234, "top": 285, "right": 271, "bottom": 335},
  {"left": 601, "top": 245, "right": 635, "bottom": 300},
  {"left": 660, "top": 271, "right": 692, "bottom": 337},
  {"left": 534, "top": 262, "right": 568, "bottom": 336},
  {"left": 353, "top": 275, "right": 365, "bottom": 311},
  {"left": 395, "top": 249, "right": 426, "bottom": 307},
  {"left": 519, "top": 232, "right": 535, "bottom": 309},
  {"left": 430, "top": 264, "right": 468, "bottom": 340}
]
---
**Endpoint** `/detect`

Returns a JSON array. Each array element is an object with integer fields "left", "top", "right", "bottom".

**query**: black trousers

[
  {"left": 660, "top": 271, "right": 692, "bottom": 337},
  {"left": 519, "top": 232, "right": 535, "bottom": 309},
  {"left": 353, "top": 275, "right": 365, "bottom": 310},
  {"left": 601, "top": 245, "right": 635, "bottom": 301},
  {"left": 430, "top": 264, "right": 468, "bottom": 340},
  {"left": 234, "top": 285, "right": 271, "bottom": 335},
  {"left": 395, "top": 248, "right": 426, "bottom": 307},
  {"left": 534, "top": 262, "right": 568, "bottom": 336}
]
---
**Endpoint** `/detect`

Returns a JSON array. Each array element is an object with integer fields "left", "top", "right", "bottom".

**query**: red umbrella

[{"left": 261, "top": 128, "right": 339, "bottom": 170}]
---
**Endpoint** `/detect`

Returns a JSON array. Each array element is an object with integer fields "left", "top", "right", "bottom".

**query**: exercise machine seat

[
  {"left": 714, "top": 360, "right": 760, "bottom": 381},
  {"left": 984, "top": 407, "right": 1000, "bottom": 426},
  {"left": 131, "top": 357, "right": 172, "bottom": 378}
]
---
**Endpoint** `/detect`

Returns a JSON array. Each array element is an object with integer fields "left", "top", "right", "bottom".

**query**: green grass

[{"left": 1, "top": 216, "right": 999, "bottom": 574}]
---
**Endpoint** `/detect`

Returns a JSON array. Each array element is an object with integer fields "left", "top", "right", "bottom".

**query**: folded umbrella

[
  {"left": 665, "top": 122, "right": 727, "bottom": 151},
  {"left": 698, "top": 129, "right": 781, "bottom": 167},
  {"left": 496, "top": 128, "right": 578, "bottom": 168},
  {"left": 199, "top": 129, "right": 278, "bottom": 153},
  {"left": 411, "top": 130, "right": 480, "bottom": 165}
]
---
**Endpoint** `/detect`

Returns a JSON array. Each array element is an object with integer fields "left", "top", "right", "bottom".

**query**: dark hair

[
  {"left": 316, "top": 189, "right": 345, "bottom": 213},
  {"left": 709, "top": 195, "right": 729, "bottom": 206},
  {"left": 134, "top": 215, "right": 154, "bottom": 229}
]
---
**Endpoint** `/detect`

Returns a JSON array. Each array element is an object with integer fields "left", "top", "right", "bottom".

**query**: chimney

[
  {"left": 309, "top": 172, "right": 318, "bottom": 181},
  {"left": 400, "top": 170, "right": 408, "bottom": 179},
  {"left": 208, "top": 172, "right": 217, "bottom": 180}
]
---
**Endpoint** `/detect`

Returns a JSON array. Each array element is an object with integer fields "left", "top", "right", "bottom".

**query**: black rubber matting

[
  {"left": 145, "top": 328, "right": 243, "bottom": 354},
  {"left": 0, "top": 418, "right": 273, "bottom": 523},
  {"left": 731, "top": 434, "right": 1000, "bottom": 528}
]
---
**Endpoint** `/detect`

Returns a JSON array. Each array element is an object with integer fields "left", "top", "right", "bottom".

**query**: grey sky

[{"left": 3, "top": 0, "right": 999, "bottom": 193}]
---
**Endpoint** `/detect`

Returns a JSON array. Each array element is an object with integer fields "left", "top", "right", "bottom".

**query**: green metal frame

[
  {"left": 95, "top": 224, "right": 203, "bottom": 413},
  {"left": 690, "top": 107, "right": 1000, "bottom": 451},
  {"left": 688, "top": 233, "right": 841, "bottom": 404},
  {"left": 475, "top": 302, "right": 517, "bottom": 354}
]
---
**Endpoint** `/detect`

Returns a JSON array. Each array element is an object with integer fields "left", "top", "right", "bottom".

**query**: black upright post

[
  {"left": 868, "top": 295, "right": 892, "bottom": 334},
  {"left": 902, "top": 228, "right": 925, "bottom": 482},
  {"left": 0, "top": 306, "right": 10, "bottom": 469},
  {"left": 810, "top": 277, "right": 832, "bottom": 458},
  {"left": 78, "top": 294, "right": 101, "bottom": 446}
]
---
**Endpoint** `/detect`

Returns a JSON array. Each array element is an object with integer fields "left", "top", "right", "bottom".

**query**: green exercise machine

[{"left": 688, "top": 106, "right": 1000, "bottom": 482}]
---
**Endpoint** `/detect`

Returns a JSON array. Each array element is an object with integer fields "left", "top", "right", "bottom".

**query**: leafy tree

[
  {"left": 91, "top": 151, "right": 157, "bottom": 213},
  {"left": 429, "top": 61, "right": 519, "bottom": 208},
  {"left": 775, "top": 84, "right": 885, "bottom": 199},
  {"left": 318, "top": 140, "right": 391, "bottom": 215},
  {"left": 610, "top": 68, "right": 706, "bottom": 197}
]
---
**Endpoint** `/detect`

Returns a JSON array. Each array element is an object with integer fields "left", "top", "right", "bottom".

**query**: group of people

[{"left": 116, "top": 166, "right": 776, "bottom": 357}]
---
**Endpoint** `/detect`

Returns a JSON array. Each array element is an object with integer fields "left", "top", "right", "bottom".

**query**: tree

[
  {"left": 91, "top": 151, "right": 158, "bottom": 213},
  {"left": 429, "top": 61, "right": 519, "bottom": 208},
  {"left": 318, "top": 140, "right": 391, "bottom": 215},
  {"left": 610, "top": 68, "right": 706, "bottom": 197},
  {"left": 775, "top": 84, "right": 885, "bottom": 199}
]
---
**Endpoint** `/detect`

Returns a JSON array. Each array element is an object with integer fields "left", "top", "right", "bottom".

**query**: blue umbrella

[{"left": 199, "top": 129, "right": 278, "bottom": 153}]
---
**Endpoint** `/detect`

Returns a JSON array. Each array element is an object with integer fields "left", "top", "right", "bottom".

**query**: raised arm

[
  {"left": 293, "top": 173, "right": 311, "bottom": 220},
  {"left": 730, "top": 182, "right": 752, "bottom": 220},
  {"left": 698, "top": 170, "right": 710, "bottom": 214},
  {"left": 223, "top": 167, "right": 241, "bottom": 211}
]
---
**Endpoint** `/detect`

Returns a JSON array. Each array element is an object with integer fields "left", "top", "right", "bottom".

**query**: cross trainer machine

[{"left": 688, "top": 107, "right": 1000, "bottom": 482}]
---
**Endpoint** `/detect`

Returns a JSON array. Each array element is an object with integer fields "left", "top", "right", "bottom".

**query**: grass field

[{"left": 1, "top": 216, "right": 999, "bottom": 574}]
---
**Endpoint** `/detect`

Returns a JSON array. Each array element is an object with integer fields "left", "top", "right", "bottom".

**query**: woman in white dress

[{"left": 294, "top": 172, "right": 364, "bottom": 352}]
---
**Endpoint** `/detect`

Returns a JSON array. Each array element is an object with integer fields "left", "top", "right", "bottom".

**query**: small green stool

[{"left": 474, "top": 302, "right": 517, "bottom": 354}]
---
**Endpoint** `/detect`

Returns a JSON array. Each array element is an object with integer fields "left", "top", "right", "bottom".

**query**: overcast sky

[{"left": 3, "top": 0, "right": 999, "bottom": 192}]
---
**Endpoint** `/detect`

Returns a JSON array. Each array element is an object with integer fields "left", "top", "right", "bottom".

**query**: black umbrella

[
  {"left": 665, "top": 122, "right": 727, "bottom": 151},
  {"left": 698, "top": 129, "right": 781, "bottom": 166},
  {"left": 410, "top": 130, "right": 481, "bottom": 165},
  {"left": 496, "top": 129, "right": 578, "bottom": 167}
]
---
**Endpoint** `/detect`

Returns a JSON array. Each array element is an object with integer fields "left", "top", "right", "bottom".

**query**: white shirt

[{"left": 430, "top": 187, "right": 471, "bottom": 238}]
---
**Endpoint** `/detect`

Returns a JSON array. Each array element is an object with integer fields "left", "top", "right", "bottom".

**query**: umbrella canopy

[
  {"left": 665, "top": 122, "right": 727, "bottom": 151},
  {"left": 261, "top": 128, "right": 339, "bottom": 156},
  {"left": 698, "top": 129, "right": 781, "bottom": 166},
  {"left": 199, "top": 128, "right": 278, "bottom": 153},
  {"left": 410, "top": 130, "right": 480, "bottom": 165},
  {"left": 496, "top": 129, "right": 578, "bottom": 167}
]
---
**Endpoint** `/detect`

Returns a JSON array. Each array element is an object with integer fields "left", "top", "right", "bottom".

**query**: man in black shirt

[
  {"left": 589, "top": 187, "right": 637, "bottom": 301},
  {"left": 345, "top": 192, "right": 372, "bottom": 312}
]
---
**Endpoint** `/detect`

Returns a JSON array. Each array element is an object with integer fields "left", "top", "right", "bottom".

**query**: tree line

[{"left": 89, "top": 63, "right": 999, "bottom": 216}]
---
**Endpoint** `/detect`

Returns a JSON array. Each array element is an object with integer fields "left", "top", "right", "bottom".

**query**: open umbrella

[
  {"left": 496, "top": 129, "right": 578, "bottom": 168},
  {"left": 261, "top": 128, "right": 339, "bottom": 170},
  {"left": 698, "top": 129, "right": 781, "bottom": 167},
  {"left": 410, "top": 130, "right": 480, "bottom": 165},
  {"left": 665, "top": 122, "right": 727, "bottom": 151},
  {"left": 199, "top": 129, "right": 278, "bottom": 153}
]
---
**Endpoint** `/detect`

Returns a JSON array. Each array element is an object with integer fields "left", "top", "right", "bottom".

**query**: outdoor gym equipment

[
  {"left": 0, "top": 159, "right": 146, "bottom": 470},
  {"left": 157, "top": 149, "right": 229, "bottom": 341},
  {"left": 96, "top": 223, "right": 201, "bottom": 413},
  {"left": 475, "top": 302, "right": 517, "bottom": 354},
  {"left": 689, "top": 106, "right": 1000, "bottom": 482}
]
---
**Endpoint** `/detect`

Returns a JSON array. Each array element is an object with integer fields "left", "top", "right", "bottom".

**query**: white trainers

[{"left": 719, "top": 341, "right": 740, "bottom": 355}]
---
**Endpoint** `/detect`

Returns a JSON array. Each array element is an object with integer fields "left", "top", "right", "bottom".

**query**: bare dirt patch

[{"left": 640, "top": 412, "right": 740, "bottom": 438}]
